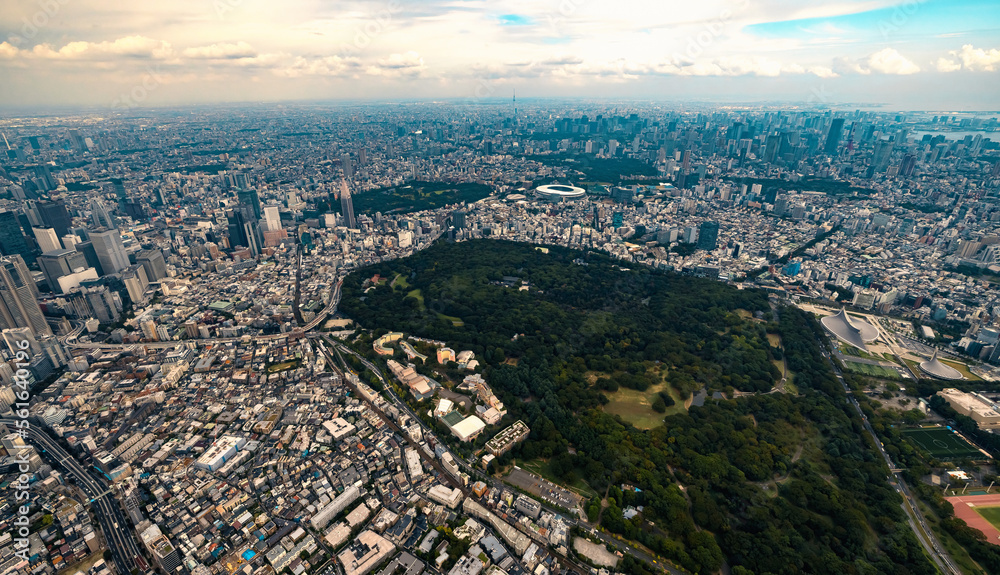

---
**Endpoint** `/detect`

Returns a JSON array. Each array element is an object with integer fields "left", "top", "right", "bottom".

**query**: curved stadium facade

[
  {"left": 821, "top": 308, "right": 880, "bottom": 351},
  {"left": 919, "top": 351, "right": 962, "bottom": 380},
  {"left": 534, "top": 184, "right": 586, "bottom": 202}
]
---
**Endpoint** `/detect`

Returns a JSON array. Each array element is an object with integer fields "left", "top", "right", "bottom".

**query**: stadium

[
  {"left": 919, "top": 351, "right": 962, "bottom": 380},
  {"left": 534, "top": 184, "right": 586, "bottom": 202},
  {"left": 821, "top": 307, "right": 880, "bottom": 351}
]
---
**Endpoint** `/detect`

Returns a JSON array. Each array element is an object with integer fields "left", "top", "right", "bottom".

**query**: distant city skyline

[{"left": 1, "top": 0, "right": 999, "bottom": 110}]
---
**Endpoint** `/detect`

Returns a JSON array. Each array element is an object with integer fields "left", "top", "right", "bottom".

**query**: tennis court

[{"left": 901, "top": 427, "right": 983, "bottom": 460}]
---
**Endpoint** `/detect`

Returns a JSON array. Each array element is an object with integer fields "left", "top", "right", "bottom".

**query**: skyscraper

[
  {"left": 89, "top": 228, "right": 130, "bottom": 275},
  {"left": 136, "top": 249, "right": 167, "bottom": 281},
  {"left": 33, "top": 227, "right": 62, "bottom": 253},
  {"left": 237, "top": 189, "right": 262, "bottom": 220},
  {"left": 824, "top": 118, "right": 845, "bottom": 156},
  {"left": 342, "top": 154, "right": 354, "bottom": 180},
  {"left": 340, "top": 180, "right": 357, "bottom": 229},
  {"left": 0, "top": 211, "right": 35, "bottom": 265},
  {"left": 0, "top": 255, "right": 51, "bottom": 337},
  {"left": 36, "top": 200, "right": 72, "bottom": 238},
  {"left": 697, "top": 221, "right": 719, "bottom": 251},
  {"left": 36, "top": 248, "right": 88, "bottom": 293}
]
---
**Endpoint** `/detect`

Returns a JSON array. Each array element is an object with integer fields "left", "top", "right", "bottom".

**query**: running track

[{"left": 946, "top": 493, "right": 1000, "bottom": 545}]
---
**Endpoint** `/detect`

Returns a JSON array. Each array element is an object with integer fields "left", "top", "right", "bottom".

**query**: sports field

[
  {"left": 901, "top": 427, "right": 983, "bottom": 459},
  {"left": 842, "top": 360, "right": 901, "bottom": 380},
  {"left": 976, "top": 506, "right": 1000, "bottom": 531},
  {"left": 947, "top": 493, "right": 1000, "bottom": 546}
]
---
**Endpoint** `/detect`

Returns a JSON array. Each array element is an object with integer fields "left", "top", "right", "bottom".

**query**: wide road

[
  {"left": 3, "top": 418, "right": 144, "bottom": 575},
  {"left": 820, "top": 351, "right": 961, "bottom": 575}
]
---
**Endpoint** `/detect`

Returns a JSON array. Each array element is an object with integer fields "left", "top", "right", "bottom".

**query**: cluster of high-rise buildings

[{"left": 0, "top": 102, "right": 998, "bottom": 575}]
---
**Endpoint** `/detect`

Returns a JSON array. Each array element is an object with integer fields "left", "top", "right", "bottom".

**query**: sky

[{"left": 1, "top": 0, "right": 998, "bottom": 111}]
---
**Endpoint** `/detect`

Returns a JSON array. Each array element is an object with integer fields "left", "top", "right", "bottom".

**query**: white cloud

[
  {"left": 183, "top": 42, "right": 256, "bottom": 59},
  {"left": 950, "top": 44, "right": 1000, "bottom": 72},
  {"left": 22, "top": 36, "right": 174, "bottom": 60},
  {"left": 833, "top": 48, "right": 919, "bottom": 75},
  {"left": 366, "top": 51, "right": 425, "bottom": 76},
  {"left": 280, "top": 55, "right": 359, "bottom": 77},
  {"left": 935, "top": 57, "right": 961, "bottom": 73},
  {"left": 0, "top": 42, "right": 19, "bottom": 59}
]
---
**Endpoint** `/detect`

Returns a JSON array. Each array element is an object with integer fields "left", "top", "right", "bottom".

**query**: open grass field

[
  {"left": 976, "top": 506, "right": 1000, "bottom": 532},
  {"left": 602, "top": 383, "right": 684, "bottom": 429},
  {"left": 902, "top": 427, "right": 983, "bottom": 460},
  {"left": 842, "top": 360, "right": 901, "bottom": 380},
  {"left": 437, "top": 313, "right": 464, "bottom": 327},
  {"left": 940, "top": 358, "right": 982, "bottom": 381},
  {"left": 406, "top": 288, "right": 424, "bottom": 309}
]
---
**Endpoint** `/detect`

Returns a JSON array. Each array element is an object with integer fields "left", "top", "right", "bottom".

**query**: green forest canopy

[{"left": 340, "top": 239, "right": 935, "bottom": 575}]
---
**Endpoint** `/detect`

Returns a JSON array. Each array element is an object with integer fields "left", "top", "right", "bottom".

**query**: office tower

[
  {"left": 358, "top": 147, "right": 367, "bottom": 165},
  {"left": 32, "top": 165, "right": 56, "bottom": 191},
  {"left": 899, "top": 153, "right": 917, "bottom": 177},
  {"left": 3, "top": 327, "right": 39, "bottom": 355},
  {"left": 763, "top": 134, "right": 781, "bottom": 163},
  {"left": 36, "top": 248, "right": 88, "bottom": 293},
  {"left": 38, "top": 335, "right": 68, "bottom": 368},
  {"left": 89, "top": 228, "right": 130, "bottom": 275},
  {"left": 90, "top": 198, "right": 115, "bottom": 229},
  {"left": 697, "top": 221, "right": 719, "bottom": 251},
  {"left": 75, "top": 241, "right": 104, "bottom": 275},
  {"left": 228, "top": 205, "right": 262, "bottom": 256},
  {"left": 824, "top": 118, "right": 845, "bottom": 155},
  {"left": 122, "top": 265, "right": 149, "bottom": 305},
  {"left": 136, "top": 249, "right": 167, "bottom": 281},
  {"left": 342, "top": 153, "right": 354, "bottom": 179},
  {"left": 61, "top": 234, "right": 78, "bottom": 251},
  {"left": 340, "top": 180, "right": 357, "bottom": 229},
  {"left": 0, "top": 211, "right": 35, "bottom": 265},
  {"left": 0, "top": 255, "right": 51, "bottom": 337},
  {"left": 262, "top": 205, "right": 281, "bottom": 232},
  {"left": 873, "top": 139, "right": 893, "bottom": 173},
  {"left": 237, "top": 189, "right": 262, "bottom": 220},
  {"left": 683, "top": 225, "right": 698, "bottom": 244},
  {"left": 682, "top": 150, "right": 691, "bottom": 170},
  {"left": 33, "top": 227, "right": 62, "bottom": 253},
  {"left": 452, "top": 210, "right": 466, "bottom": 229},
  {"left": 36, "top": 200, "right": 72, "bottom": 238},
  {"left": 774, "top": 196, "right": 789, "bottom": 217}
]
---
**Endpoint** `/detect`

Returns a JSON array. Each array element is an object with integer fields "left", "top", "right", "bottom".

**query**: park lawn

[
  {"left": 602, "top": 383, "right": 683, "bottom": 429},
  {"left": 406, "top": 289, "right": 425, "bottom": 310},
  {"left": 975, "top": 506, "right": 1000, "bottom": 531},
  {"left": 940, "top": 358, "right": 982, "bottom": 381},
  {"left": 392, "top": 273, "right": 411, "bottom": 290},
  {"left": 519, "top": 458, "right": 598, "bottom": 500},
  {"left": 437, "top": 313, "right": 464, "bottom": 327}
]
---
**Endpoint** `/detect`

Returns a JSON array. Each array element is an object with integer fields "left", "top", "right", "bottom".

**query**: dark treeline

[{"left": 340, "top": 240, "right": 935, "bottom": 574}]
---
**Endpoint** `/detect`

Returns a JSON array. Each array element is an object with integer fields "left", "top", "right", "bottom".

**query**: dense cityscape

[{"left": 1, "top": 98, "right": 1000, "bottom": 575}]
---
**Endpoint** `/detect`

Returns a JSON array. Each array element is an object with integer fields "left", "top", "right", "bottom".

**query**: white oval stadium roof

[
  {"left": 820, "top": 308, "right": 880, "bottom": 350},
  {"left": 919, "top": 351, "right": 962, "bottom": 380}
]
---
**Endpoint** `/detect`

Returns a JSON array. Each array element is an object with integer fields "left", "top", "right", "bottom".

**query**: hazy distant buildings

[{"left": 825, "top": 118, "right": 845, "bottom": 155}]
